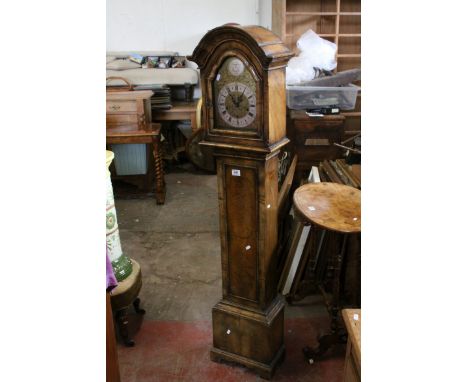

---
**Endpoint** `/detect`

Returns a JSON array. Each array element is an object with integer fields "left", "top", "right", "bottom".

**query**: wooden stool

[
  {"left": 293, "top": 182, "right": 360, "bottom": 363},
  {"left": 110, "top": 259, "right": 145, "bottom": 347},
  {"left": 106, "top": 123, "right": 166, "bottom": 204}
]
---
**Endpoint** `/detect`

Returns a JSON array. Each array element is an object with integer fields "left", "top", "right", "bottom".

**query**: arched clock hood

[
  {"left": 189, "top": 24, "right": 292, "bottom": 71},
  {"left": 190, "top": 24, "right": 293, "bottom": 152}
]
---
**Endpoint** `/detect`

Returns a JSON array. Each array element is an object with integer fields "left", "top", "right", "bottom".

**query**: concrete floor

[{"left": 115, "top": 166, "right": 328, "bottom": 322}]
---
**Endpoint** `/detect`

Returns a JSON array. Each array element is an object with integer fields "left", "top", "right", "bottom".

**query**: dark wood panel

[
  {"left": 106, "top": 292, "right": 121, "bottom": 382},
  {"left": 225, "top": 164, "right": 258, "bottom": 302}
]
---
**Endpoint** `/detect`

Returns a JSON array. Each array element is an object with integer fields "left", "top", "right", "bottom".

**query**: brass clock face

[{"left": 213, "top": 57, "right": 257, "bottom": 130}]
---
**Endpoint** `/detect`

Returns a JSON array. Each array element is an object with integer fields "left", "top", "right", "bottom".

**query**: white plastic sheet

[{"left": 286, "top": 29, "right": 337, "bottom": 85}]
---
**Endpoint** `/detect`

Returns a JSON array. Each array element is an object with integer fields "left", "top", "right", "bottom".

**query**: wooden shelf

[
  {"left": 286, "top": 33, "right": 360, "bottom": 38},
  {"left": 273, "top": 0, "right": 361, "bottom": 134},
  {"left": 337, "top": 54, "right": 361, "bottom": 58},
  {"left": 342, "top": 112, "right": 361, "bottom": 117},
  {"left": 286, "top": 12, "right": 360, "bottom": 16}
]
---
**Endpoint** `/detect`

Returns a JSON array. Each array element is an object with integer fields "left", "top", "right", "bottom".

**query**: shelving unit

[{"left": 272, "top": 0, "right": 361, "bottom": 136}]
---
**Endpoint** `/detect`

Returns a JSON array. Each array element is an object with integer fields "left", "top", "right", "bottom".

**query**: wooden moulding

[
  {"left": 278, "top": 154, "right": 298, "bottom": 213},
  {"left": 189, "top": 25, "right": 292, "bottom": 71}
]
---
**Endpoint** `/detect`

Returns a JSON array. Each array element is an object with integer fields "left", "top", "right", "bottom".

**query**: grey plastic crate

[{"left": 287, "top": 84, "right": 360, "bottom": 110}]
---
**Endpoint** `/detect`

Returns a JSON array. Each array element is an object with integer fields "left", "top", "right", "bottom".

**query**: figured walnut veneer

[{"left": 293, "top": 182, "right": 361, "bottom": 233}]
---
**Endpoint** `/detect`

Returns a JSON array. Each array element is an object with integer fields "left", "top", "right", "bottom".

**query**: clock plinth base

[
  {"left": 210, "top": 345, "right": 285, "bottom": 380},
  {"left": 211, "top": 296, "right": 285, "bottom": 380}
]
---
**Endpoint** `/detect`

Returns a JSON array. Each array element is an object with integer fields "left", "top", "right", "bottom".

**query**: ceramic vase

[{"left": 106, "top": 150, "right": 132, "bottom": 281}]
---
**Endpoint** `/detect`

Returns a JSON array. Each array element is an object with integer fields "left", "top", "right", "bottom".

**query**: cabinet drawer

[
  {"left": 295, "top": 131, "right": 342, "bottom": 144},
  {"left": 296, "top": 145, "right": 341, "bottom": 162},
  {"left": 106, "top": 114, "right": 139, "bottom": 126},
  {"left": 106, "top": 100, "right": 137, "bottom": 113},
  {"left": 293, "top": 120, "right": 344, "bottom": 133}
]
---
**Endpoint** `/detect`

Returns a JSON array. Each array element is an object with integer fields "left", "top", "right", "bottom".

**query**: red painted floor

[{"left": 117, "top": 318, "right": 345, "bottom": 382}]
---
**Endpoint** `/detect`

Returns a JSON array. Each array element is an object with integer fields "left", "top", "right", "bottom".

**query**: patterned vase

[{"left": 106, "top": 150, "right": 132, "bottom": 281}]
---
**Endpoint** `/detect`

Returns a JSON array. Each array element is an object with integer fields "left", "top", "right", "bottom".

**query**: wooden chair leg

[
  {"left": 132, "top": 297, "right": 146, "bottom": 315},
  {"left": 116, "top": 308, "right": 135, "bottom": 347},
  {"left": 152, "top": 135, "right": 166, "bottom": 204}
]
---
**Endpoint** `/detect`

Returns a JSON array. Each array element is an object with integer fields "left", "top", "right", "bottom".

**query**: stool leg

[
  {"left": 331, "top": 234, "right": 348, "bottom": 330},
  {"left": 303, "top": 234, "right": 349, "bottom": 364},
  {"left": 152, "top": 135, "right": 166, "bottom": 204},
  {"left": 116, "top": 308, "right": 135, "bottom": 347},
  {"left": 132, "top": 297, "right": 146, "bottom": 315}
]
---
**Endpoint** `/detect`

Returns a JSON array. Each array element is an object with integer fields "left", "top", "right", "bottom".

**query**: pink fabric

[{"left": 106, "top": 249, "right": 118, "bottom": 291}]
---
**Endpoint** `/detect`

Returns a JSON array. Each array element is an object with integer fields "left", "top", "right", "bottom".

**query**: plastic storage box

[{"left": 287, "top": 84, "right": 360, "bottom": 111}]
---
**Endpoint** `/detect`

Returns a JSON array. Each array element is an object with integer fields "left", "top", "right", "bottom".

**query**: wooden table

[
  {"left": 342, "top": 309, "right": 361, "bottom": 382},
  {"left": 293, "top": 182, "right": 360, "bottom": 363},
  {"left": 106, "top": 89, "right": 166, "bottom": 204},
  {"left": 106, "top": 124, "right": 166, "bottom": 204},
  {"left": 152, "top": 100, "right": 198, "bottom": 132}
]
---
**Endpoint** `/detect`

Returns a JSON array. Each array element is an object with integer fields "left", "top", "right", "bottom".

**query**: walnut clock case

[{"left": 190, "top": 25, "right": 293, "bottom": 379}]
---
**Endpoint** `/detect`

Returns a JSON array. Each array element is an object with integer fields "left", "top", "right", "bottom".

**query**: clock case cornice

[
  {"left": 189, "top": 25, "right": 293, "bottom": 153},
  {"left": 190, "top": 25, "right": 292, "bottom": 71}
]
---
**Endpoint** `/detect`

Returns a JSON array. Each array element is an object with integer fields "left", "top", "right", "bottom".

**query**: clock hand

[
  {"left": 227, "top": 90, "right": 236, "bottom": 105},
  {"left": 235, "top": 87, "right": 246, "bottom": 106}
]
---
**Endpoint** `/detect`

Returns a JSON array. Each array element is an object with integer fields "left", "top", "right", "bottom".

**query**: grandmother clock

[{"left": 190, "top": 25, "right": 293, "bottom": 379}]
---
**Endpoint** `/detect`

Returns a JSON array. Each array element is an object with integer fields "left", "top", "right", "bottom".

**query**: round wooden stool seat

[
  {"left": 110, "top": 259, "right": 142, "bottom": 310},
  {"left": 109, "top": 258, "right": 145, "bottom": 347},
  {"left": 293, "top": 182, "right": 360, "bottom": 364},
  {"left": 293, "top": 182, "right": 361, "bottom": 233}
]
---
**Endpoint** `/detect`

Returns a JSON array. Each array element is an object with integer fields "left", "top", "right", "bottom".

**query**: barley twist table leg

[{"left": 152, "top": 135, "right": 166, "bottom": 204}]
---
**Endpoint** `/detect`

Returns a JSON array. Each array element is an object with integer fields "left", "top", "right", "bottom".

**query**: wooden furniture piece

[
  {"left": 106, "top": 89, "right": 166, "bottom": 204},
  {"left": 152, "top": 100, "right": 198, "bottom": 132},
  {"left": 272, "top": 0, "right": 361, "bottom": 138},
  {"left": 287, "top": 110, "right": 345, "bottom": 172},
  {"left": 110, "top": 259, "right": 145, "bottom": 347},
  {"left": 106, "top": 292, "right": 121, "bottom": 382},
  {"left": 190, "top": 24, "right": 293, "bottom": 379},
  {"left": 293, "top": 182, "right": 360, "bottom": 363},
  {"left": 106, "top": 124, "right": 165, "bottom": 204},
  {"left": 106, "top": 89, "right": 152, "bottom": 129},
  {"left": 342, "top": 309, "right": 361, "bottom": 382}
]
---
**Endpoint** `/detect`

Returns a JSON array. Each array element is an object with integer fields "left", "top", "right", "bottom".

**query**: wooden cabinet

[
  {"left": 272, "top": 0, "right": 361, "bottom": 137},
  {"left": 106, "top": 90, "right": 153, "bottom": 130},
  {"left": 287, "top": 110, "right": 345, "bottom": 171}
]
